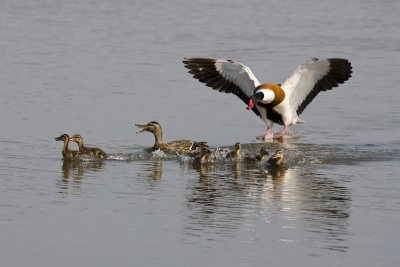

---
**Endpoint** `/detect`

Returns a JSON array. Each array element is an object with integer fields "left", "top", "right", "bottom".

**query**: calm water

[{"left": 1, "top": 0, "right": 400, "bottom": 266}]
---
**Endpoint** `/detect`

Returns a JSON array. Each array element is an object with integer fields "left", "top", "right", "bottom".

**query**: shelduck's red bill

[{"left": 247, "top": 99, "right": 254, "bottom": 110}]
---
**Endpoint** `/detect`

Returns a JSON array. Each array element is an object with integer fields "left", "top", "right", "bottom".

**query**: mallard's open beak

[{"left": 135, "top": 123, "right": 148, "bottom": 134}]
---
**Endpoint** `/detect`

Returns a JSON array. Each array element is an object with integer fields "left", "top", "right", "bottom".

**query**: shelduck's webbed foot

[
  {"left": 273, "top": 125, "right": 289, "bottom": 140},
  {"left": 256, "top": 129, "right": 274, "bottom": 141}
]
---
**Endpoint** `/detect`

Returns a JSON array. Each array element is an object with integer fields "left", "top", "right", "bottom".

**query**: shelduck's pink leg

[
  {"left": 273, "top": 125, "right": 288, "bottom": 139},
  {"left": 256, "top": 128, "right": 274, "bottom": 140},
  {"left": 263, "top": 129, "right": 273, "bottom": 140}
]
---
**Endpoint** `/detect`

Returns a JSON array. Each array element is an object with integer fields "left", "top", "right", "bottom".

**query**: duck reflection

[
  {"left": 265, "top": 163, "right": 287, "bottom": 185},
  {"left": 258, "top": 166, "right": 350, "bottom": 252},
  {"left": 137, "top": 160, "right": 163, "bottom": 182},
  {"left": 231, "top": 160, "right": 241, "bottom": 181},
  {"left": 58, "top": 159, "right": 104, "bottom": 191},
  {"left": 183, "top": 159, "right": 351, "bottom": 252},
  {"left": 185, "top": 167, "right": 235, "bottom": 238}
]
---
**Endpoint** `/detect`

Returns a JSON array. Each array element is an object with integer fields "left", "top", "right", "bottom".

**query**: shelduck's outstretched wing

[
  {"left": 183, "top": 57, "right": 261, "bottom": 116},
  {"left": 282, "top": 58, "right": 352, "bottom": 116}
]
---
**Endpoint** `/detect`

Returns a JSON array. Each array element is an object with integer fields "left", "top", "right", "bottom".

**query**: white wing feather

[
  {"left": 214, "top": 59, "right": 261, "bottom": 97},
  {"left": 282, "top": 59, "right": 330, "bottom": 111}
]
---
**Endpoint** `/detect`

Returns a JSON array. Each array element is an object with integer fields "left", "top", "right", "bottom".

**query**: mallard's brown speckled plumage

[
  {"left": 55, "top": 133, "right": 80, "bottom": 160},
  {"left": 135, "top": 121, "right": 203, "bottom": 154},
  {"left": 70, "top": 134, "right": 107, "bottom": 159}
]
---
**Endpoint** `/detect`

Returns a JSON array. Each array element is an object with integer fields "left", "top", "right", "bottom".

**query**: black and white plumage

[{"left": 183, "top": 57, "right": 352, "bottom": 139}]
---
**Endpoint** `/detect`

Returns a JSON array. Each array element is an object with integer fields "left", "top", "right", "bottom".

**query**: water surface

[{"left": 1, "top": 0, "right": 400, "bottom": 266}]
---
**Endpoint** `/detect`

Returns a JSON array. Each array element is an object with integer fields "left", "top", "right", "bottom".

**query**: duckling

[
  {"left": 267, "top": 149, "right": 285, "bottom": 166},
  {"left": 244, "top": 147, "right": 270, "bottom": 163},
  {"left": 55, "top": 134, "right": 80, "bottom": 160},
  {"left": 135, "top": 121, "right": 202, "bottom": 154},
  {"left": 69, "top": 134, "right": 107, "bottom": 159},
  {"left": 226, "top": 142, "right": 241, "bottom": 160},
  {"left": 193, "top": 145, "right": 212, "bottom": 166},
  {"left": 189, "top": 141, "right": 210, "bottom": 156}
]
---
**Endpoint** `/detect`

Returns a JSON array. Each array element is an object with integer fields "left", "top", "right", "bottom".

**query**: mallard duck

[
  {"left": 135, "top": 121, "right": 202, "bottom": 154},
  {"left": 244, "top": 147, "right": 270, "bottom": 163},
  {"left": 55, "top": 133, "right": 80, "bottom": 160},
  {"left": 69, "top": 134, "right": 107, "bottom": 159},
  {"left": 226, "top": 142, "right": 241, "bottom": 160},
  {"left": 183, "top": 57, "right": 352, "bottom": 139},
  {"left": 267, "top": 149, "right": 285, "bottom": 166}
]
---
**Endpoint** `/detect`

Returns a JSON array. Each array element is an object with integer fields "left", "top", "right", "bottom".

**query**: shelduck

[{"left": 183, "top": 57, "right": 352, "bottom": 140}]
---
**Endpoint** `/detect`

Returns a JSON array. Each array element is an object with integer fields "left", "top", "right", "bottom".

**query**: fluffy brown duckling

[
  {"left": 193, "top": 144, "right": 212, "bottom": 166},
  {"left": 190, "top": 141, "right": 210, "bottom": 156},
  {"left": 267, "top": 149, "right": 285, "bottom": 166},
  {"left": 244, "top": 147, "right": 270, "bottom": 163},
  {"left": 55, "top": 133, "right": 80, "bottom": 160},
  {"left": 135, "top": 121, "right": 202, "bottom": 154},
  {"left": 226, "top": 142, "right": 241, "bottom": 160},
  {"left": 69, "top": 134, "right": 107, "bottom": 159}
]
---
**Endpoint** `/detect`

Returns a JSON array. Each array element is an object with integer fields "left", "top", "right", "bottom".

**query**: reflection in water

[
  {"left": 297, "top": 172, "right": 351, "bottom": 252},
  {"left": 231, "top": 160, "right": 241, "bottom": 181},
  {"left": 136, "top": 160, "right": 163, "bottom": 182},
  {"left": 259, "top": 166, "right": 351, "bottom": 252},
  {"left": 183, "top": 161, "right": 351, "bottom": 252},
  {"left": 185, "top": 162, "right": 243, "bottom": 238},
  {"left": 57, "top": 159, "right": 104, "bottom": 192}
]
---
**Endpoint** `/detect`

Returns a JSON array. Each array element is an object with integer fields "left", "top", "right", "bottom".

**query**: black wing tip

[
  {"left": 181, "top": 57, "right": 256, "bottom": 111},
  {"left": 182, "top": 57, "right": 217, "bottom": 64},
  {"left": 296, "top": 58, "right": 353, "bottom": 115},
  {"left": 182, "top": 57, "right": 233, "bottom": 92},
  {"left": 327, "top": 58, "right": 353, "bottom": 82},
  {"left": 327, "top": 58, "right": 352, "bottom": 69}
]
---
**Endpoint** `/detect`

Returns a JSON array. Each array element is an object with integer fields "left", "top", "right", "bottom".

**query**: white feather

[
  {"left": 257, "top": 89, "right": 275, "bottom": 104},
  {"left": 281, "top": 58, "right": 331, "bottom": 112},
  {"left": 214, "top": 59, "right": 261, "bottom": 98}
]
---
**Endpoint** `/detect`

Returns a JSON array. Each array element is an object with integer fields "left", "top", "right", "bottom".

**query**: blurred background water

[{"left": 1, "top": 0, "right": 400, "bottom": 266}]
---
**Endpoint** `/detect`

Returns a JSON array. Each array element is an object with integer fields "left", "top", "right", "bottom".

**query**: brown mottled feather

[
  {"left": 55, "top": 134, "right": 81, "bottom": 160},
  {"left": 70, "top": 134, "right": 107, "bottom": 159},
  {"left": 135, "top": 121, "right": 203, "bottom": 155}
]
